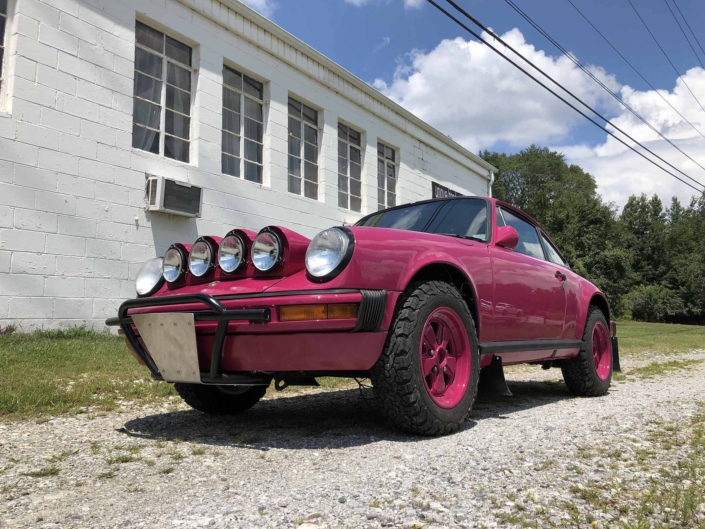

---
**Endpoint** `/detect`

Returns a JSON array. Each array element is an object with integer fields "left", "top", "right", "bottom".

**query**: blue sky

[{"left": 243, "top": 0, "right": 705, "bottom": 206}]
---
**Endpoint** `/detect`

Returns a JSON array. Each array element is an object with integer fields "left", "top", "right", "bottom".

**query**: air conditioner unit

[{"left": 146, "top": 176, "right": 202, "bottom": 218}]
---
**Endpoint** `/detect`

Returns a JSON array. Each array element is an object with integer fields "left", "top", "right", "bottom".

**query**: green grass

[
  {"left": 0, "top": 328, "right": 176, "bottom": 421},
  {"left": 617, "top": 320, "right": 705, "bottom": 356}
]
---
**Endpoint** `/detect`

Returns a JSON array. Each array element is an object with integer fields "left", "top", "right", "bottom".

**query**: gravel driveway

[{"left": 1, "top": 353, "right": 704, "bottom": 529}]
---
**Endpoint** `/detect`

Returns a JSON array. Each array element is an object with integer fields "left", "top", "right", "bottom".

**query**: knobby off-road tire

[
  {"left": 371, "top": 280, "right": 480, "bottom": 436},
  {"left": 561, "top": 306, "right": 612, "bottom": 396},
  {"left": 174, "top": 384, "right": 267, "bottom": 415}
]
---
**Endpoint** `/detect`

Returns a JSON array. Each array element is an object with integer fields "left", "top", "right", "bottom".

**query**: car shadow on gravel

[{"left": 120, "top": 378, "right": 575, "bottom": 450}]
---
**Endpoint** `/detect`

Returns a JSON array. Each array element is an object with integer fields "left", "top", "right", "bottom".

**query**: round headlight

[
  {"left": 189, "top": 240, "right": 213, "bottom": 277},
  {"left": 135, "top": 257, "right": 164, "bottom": 296},
  {"left": 252, "top": 231, "right": 282, "bottom": 271},
  {"left": 218, "top": 235, "right": 245, "bottom": 273},
  {"left": 163, "top": 247, "right": 185, "bottom": 283},
  {"left": 305, "top": 228, "right": 351, "bottom": 278}
]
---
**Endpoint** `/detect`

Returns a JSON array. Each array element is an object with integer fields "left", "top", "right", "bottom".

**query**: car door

[
  {"left": 539, "top": 230, "right": 579, "bottom": 340},
  {"left": 487, "top": 207, "right": 567, "bottom": 342}
]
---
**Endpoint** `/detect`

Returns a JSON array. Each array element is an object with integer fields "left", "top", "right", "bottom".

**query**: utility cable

[
  {"left": 672, "top": 0, "right": 705, "bottom": 60},
  {"left": 503, "top": 0, "right": 705, "bottom": 186},
  {"left": 423, "top": 0, "right": 704, "bottom": 193},
  {"left": 566, "top": 0, "right": 705, "bottom": 142},
  {"left": 626, "top": 0, "right": 705, "bottom": 116},
  {"left": 663, "top": 0, "right": 705, "bottom": 69}
]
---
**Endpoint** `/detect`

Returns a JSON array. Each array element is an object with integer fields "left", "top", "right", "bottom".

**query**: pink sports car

[{"left": 107, "top": 196, "right": 619, "bottom": 435}]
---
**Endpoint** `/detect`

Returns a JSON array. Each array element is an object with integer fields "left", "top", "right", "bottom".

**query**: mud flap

[
  {"left": 611, "top": 337, "right": 621, "bottom": 373},
  {"left": 478, "top": 355, "right": 512, "bottom": 397}
]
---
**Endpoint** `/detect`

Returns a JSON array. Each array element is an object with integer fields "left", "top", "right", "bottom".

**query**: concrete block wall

[{"left": 0, "top": 0, "right": 493, "bottom": 330}]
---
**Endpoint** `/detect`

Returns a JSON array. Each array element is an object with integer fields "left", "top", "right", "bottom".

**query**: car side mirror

[{"left": 496, "top": 226, "right": 519, "bottom": 250}]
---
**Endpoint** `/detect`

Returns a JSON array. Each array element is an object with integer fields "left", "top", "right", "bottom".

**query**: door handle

[{"left": 555, "top": 270, "right": 567, "bottom": 281}]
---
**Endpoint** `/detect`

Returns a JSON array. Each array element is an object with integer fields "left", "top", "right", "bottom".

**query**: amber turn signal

[{"left": 279, "top": 303, "right": 359, "bottom": 322}]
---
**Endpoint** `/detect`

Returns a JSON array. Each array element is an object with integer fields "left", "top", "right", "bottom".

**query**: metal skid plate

[{"left": 132, "top": 313, "right": 201, "bottom": 383}]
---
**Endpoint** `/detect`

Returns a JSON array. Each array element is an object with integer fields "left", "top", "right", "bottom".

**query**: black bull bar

[{"left": 105, "top": 294, "right": 272, "bottom": 385}]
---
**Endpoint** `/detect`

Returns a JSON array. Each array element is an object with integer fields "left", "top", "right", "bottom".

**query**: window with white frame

[
  {"left": 288, "top": 97, "right": 318, "bottom": 199},
  {"left": 338, "top": 123, "right": 362, "bottom": 212},
  {"left": 132, "top": 21, "right": 193, "bottom": 163},
  {"left": 377, "top": 141, "right": 397, "bottom": 211},
  {"left": 0, "top": 0, "right": 7, "bottom": 93},
  {"left": 222, "top": 65, "right": 264, "bottom": 183}
]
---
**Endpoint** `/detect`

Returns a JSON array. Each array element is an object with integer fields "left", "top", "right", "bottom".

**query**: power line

[
  {"left": 626, "top": 0, "right": 705, "bottom": 116},
  {"left": 565, "top": 0, "right": 705, "bottom": 143},
  {"left": 423, "top": 0, "right": 704, "bottom": 194},
  {"left": 502, "top": 0, "right": 705, "bottom": 187},
  {"left": 672, "top": 0, "right": 705, "bottom": 60},
  {"left": 663, "top": 0, "right": 705, "bottom": 69}
]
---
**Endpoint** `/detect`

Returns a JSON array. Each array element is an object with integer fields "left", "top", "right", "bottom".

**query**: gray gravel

[{"left": 1, "top": 353, "right": 704, "bottom": 529}]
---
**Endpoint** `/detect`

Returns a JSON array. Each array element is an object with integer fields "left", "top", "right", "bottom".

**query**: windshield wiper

[{"left": 436, "top": 233, "right": 486, "bottom": 242}]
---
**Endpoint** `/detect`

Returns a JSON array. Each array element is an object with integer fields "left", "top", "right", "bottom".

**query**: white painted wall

[{"left": 0, "top": 0, "right": 493, "bottom": 330}]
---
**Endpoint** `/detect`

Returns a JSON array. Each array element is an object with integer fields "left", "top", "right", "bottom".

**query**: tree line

[{"left": 480, "top": 146, "right": 705, "bottom": 324}]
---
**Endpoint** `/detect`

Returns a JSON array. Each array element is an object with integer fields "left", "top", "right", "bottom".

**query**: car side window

[
  {"left": 496, "top": 207, "right": 506, "bottom": 227},
  {"left": 541, "top": 233, "right": 567, "bottom": 267},
  {"left": 427, "top": 199, "right": 489, "bottom": 241},
  {"left": 499, "top": 208, "right": 545, "bottom": 260}
]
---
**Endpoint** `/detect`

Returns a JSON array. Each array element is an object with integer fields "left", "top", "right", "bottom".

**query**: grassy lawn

[{"left": 617, "top": 320, "right": 705, "bottom": 356}]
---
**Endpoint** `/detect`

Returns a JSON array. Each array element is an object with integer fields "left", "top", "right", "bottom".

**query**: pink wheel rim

[
  {"left": 419, "top": 307, "right": 472, "bottom": 409},
  {"left": 592, "top": 320, "right": 611, "bottom": 381}
]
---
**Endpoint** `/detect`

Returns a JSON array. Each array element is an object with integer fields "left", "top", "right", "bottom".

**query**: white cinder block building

[{"left": 0, "top": 0, "right": 495, "bottom": 330}]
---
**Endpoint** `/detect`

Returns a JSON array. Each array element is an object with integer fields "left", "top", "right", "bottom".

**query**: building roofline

[{"left": 222, "top": 1, "right": 498, "bottom": 176}]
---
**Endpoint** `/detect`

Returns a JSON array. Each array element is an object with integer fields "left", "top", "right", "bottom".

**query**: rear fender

[{"left": 575, "top": 284, "right": 611, "bottom": 340}]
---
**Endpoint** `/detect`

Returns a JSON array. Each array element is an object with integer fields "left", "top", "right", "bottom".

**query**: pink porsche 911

[{"left": 107, "top": 196, "right": 619, "bottom": 435}]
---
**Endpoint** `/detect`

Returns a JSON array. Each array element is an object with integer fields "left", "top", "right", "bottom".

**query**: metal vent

[
  {"left": 148, "top": 179, "right": 158, "bottom": 206},
  {"left": 163, "top": 179, "right": 201, "bottom": 217}
]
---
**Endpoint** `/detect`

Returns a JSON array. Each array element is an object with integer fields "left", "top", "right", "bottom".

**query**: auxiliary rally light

[{"left": 279, "top": 303, "right": 359, "bottom": 322}]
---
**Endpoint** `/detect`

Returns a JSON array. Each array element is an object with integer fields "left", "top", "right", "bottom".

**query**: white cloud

[
  {"left": 373, "top": 36, "right": 391, "bottom": 53},
  {"left": 240, "top": 0, "right": 277, "bottom": 18},
  {"left": 374, "top": 28, "right": 705, "bottom": 206}
]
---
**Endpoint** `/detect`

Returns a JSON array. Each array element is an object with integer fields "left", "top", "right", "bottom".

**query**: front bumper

[{"left": 106, "top": 290, "right": 389, "bottom": 383}]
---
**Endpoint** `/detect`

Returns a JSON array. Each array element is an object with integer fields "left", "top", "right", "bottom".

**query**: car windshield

[{"left": 356, "top": 199, "right": 489, "bottom": 242}]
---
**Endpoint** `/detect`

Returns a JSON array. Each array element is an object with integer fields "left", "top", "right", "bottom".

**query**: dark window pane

[
  {"left": 167, "top": 63, "right": 190, "bottom": 91},
  {"left": 223, "top": 66, "right": 242, "bottom": 90},
  {"left": 378, "top": 188, "right": 385, "bottom": 206},
  {"left": 134, "top": 73, "right": 161, "bottom": 103},
  {"left": 288, "top": 117, "right": 301, "bottom": 139},
  {"left": 133, "top": 124, "right": 159, "bottom": 154},
  {"left": 135, "top": 48, "right": 162, "bottom": 78},
  {"left": 136, "top": 22, "right": 163, "bottom": 53},
  {"left": 388, "top": 193, "right": 396, "bottom": 207},
  {"left": 222, "top": 109, "right": 240, "bottom": 135},
  {"left": 0, "top": 0, "right": 7, "bottom": 14},
  {"left": 133, "top": 99, "right": 161, "bottom": 129},
  {"left": 244, "top": 139, "right": 262, "bottom": 163},
  {"left": 428, "top": 199, "right": 489, "bottom": 241},
  {"left": 387, "top": 175, "right": 396, "bottom": 193},
  {"left": 223, "top": 87, "right": 240, "bottom": 112},
  {"left": 338, "top": 174, "right": 348, "bottom": 193},
  {"left": 378, "top": 172, "right": 385, "bottom": 189},
  {"left": 348, "top": 128, "right": 360, "bottom": 146},
  {"left": 338, "top": 123, "right": 347, "bottom": 140},
  {"left": 288, "top": 97, "right": 301, "bottom": 116},
  {"left": 244, "top": 161, "right": 262, "bottom": 183},
  {"left": 351, "top": 196, "right": 361, "bottom": 212},
  {"left": 166, "top": 85, "right": 190, "bottom": 115},
  {"left": 385, "top": 146, "right": 394, "bottom": 161},
  {"left": 304, "top": 142, "right": 317, "bottom": 163},
  {"left": 165, "top": 111, "right": 190, "bottom": 139},
  {"left": 350, "top": 162, "right": 361, "bottom": 181},
  {"left": 164, "top": 135, "right": 189, "bottom": 162},
  {"left": 243, "top": 75, "right": 263, "bottom": 99},
  {"left": 288, "top": 174, "right": 301, "bottom": 195},
  {"left": 244, "top": 98, "right": 262, "bottom": 121},
  {"left": 378, "top": 160, "right": 385, "bottom": 176},
  {"left": 165, "top": 36, "right": 191, "bottom": 66},
  {"left": 338, "top": 157, "right": 347, "bottom": 175},
  {"left": 288, "top": 137, "right": 301, "bottom": 157},
  {"left": 357, "top": 202, "right": 443, "bottom": 230},
  {"left": 338, "top": 140, "right": 347, "bottom": 159},
  {"left": 387, "top": 163, "right": 395, "bottom": 177},
  {"left": 222, "top": 130, "right": 240, "bottom": 157},
  {"left": 244, "top": 117, "right": 262, "bottom": 141},
  {"left": 302, "top": 104, "right": 317, "bottom": 125},
  {"left": 338, "top": 191, "right": 347, "bottom": 208},
  {"left": 304, "top": 124, "right": 317, "bottom": 145},
  {"left": 377, "top": 142, "right": 384, "bottom": 156},
  {"left": 350, "top": 147, "right": 361, "bottom": 164},
  {"left": 288, "top": 155, "right": 301, "bottom": 177},
  {"left": 304, "top": 161, "right": 317, "bottom": 182},
  {"left": 350, "top": 179, "right": 361, "bottom": 197},
  {"left": 501, "top": 209, "right": 543, "bottom": 259},
  {"left": 304, "top": 181, "right": 317, "bottom": 200},
  {"left": 222, "top": 153, "right": 240, "bottom": 177}
]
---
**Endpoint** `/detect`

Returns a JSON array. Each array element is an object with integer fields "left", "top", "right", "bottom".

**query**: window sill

[{"left": 132, "top": 147, "right": 195, "bottom": 168}]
